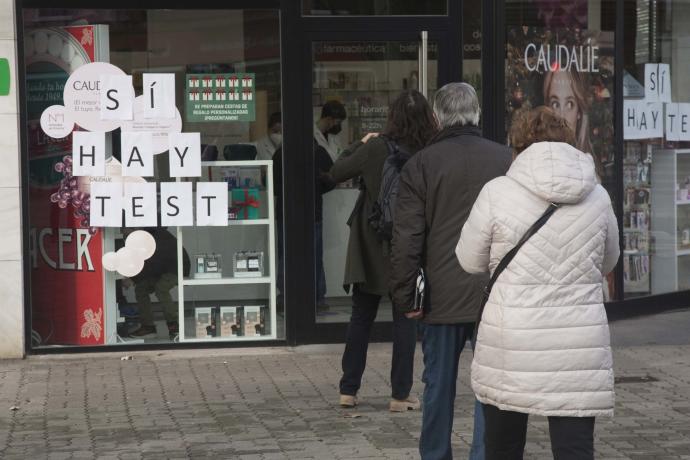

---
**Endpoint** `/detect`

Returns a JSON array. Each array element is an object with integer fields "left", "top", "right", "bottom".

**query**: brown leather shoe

[
  {"left": 389, "top": 396, "right": 420, "bottom": 412},
  {"left": 339, "top": 394, "right": 358, "bottom": 407}
]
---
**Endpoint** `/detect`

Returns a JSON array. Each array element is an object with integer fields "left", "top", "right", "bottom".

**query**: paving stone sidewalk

[{"left": 1, "top": 339, "right": 689, "bottom": 460}]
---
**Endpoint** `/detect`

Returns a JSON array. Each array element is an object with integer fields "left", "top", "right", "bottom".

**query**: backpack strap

[{"left": 474, "top": 202, "right": 560, "bottom": 330}]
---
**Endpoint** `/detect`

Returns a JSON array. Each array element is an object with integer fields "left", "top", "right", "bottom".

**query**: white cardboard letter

[
  {"left": 143, "top": 73, "right": 176, "bottom": 119},
  {"left": 121, "top": 132, "right": 154, "bottom": 177},
  {"left": 658, "top": 64, "right": 672, "bottom": 103},
  {"left": 169, "top": 132, "right": 201, "bottom": 177},
  {"left": 666, "top": 103, "right": 680, "bottom": 141},
  {"left": 72, "top": 131, "right": 106, "bottom": 176},
  {"left": 124, "top": 182, "right": 158, "bottom": 227},
  {"left": 161, "top": 182, "right": 194, "bottom": 226},
  {"left": 100, "top": 74, "right": 134, "bottom": 120},
  {"left": 89, "top": 182, "right": 123, "bottom": 227},
  {"left": 196, "top": 182, "right": 228, "bottom": 226}
]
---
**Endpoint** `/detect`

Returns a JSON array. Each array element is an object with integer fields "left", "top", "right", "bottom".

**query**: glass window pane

[
  {"left": 623, "top": 0, "right": 690, "bottom": 298},
  {"left": 303, "top": 0, "right": 447, "bottom": 16},
  {"left": 23, "top": 9, "right": 283, "bottom": 347}
]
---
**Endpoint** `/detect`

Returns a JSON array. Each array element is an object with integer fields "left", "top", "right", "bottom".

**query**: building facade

[{"left": 0, "top": 0, "right": 687, "bottom": 357}]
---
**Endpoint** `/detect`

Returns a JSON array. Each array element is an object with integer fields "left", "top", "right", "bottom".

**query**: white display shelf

[
  {"left": 676, "top": 200, "right": 690, "bottom": 205},
  {"left": 228, "top": 219, "right": 270, "bottom": 226},
  {"left": 183, "top": 276, "right": 271, "bottom": 286},
  {"left": 677, "top": 249, "right": 690, "bottom": 256},
  {"left": 177, "top": 159, "right": 278, "bottom": 342}
]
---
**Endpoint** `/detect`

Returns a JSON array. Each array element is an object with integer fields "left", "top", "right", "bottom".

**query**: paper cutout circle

[
  {"left": 63, "top": 62, "right": 126, "bottom": 132},
  {"left": 115, "top": 247, "right": 145, "bottom": 278},
  {"left": 126, "top": 230, "right": 157, "bottom": 260},
  {"left": 101, "top": 251, "right": 118, "bottom": 271},
  {"left": 40, "top": 105, "right": 74, "bottom": 139}
]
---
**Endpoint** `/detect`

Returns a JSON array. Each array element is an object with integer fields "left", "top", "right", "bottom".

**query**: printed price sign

[{"left": 185, "top": 73, "right": 255, "bottom": 122}]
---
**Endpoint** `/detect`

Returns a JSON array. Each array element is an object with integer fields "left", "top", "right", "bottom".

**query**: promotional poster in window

[
  {"left": 505, "top": 27, "right": 615, "bottom": 181},
  {"left": 504, "top": 26, "right": 616, "bottom": 296}
]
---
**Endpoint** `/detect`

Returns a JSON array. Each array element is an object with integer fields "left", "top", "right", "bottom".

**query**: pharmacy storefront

[{"left": 10, "top": 0, "right": 689, "bottom": 353}]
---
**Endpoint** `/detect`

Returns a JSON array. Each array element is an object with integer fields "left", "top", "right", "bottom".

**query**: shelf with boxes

[
  {"left": 622, "top": 142, "right": 652, "bottom": 295},
  {"left": 176, "top": 160, "right": 278, "bottom": 342}
]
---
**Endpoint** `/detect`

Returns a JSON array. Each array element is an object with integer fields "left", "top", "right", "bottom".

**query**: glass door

[{"left": 288, "top": 27, "right": 452, "bottom": 336}]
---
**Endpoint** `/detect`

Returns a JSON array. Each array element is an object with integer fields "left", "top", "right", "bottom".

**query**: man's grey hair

[{"left": 432, "top": 82, "right": 481, "bottom": 128}]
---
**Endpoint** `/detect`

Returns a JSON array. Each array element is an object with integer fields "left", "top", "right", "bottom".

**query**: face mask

[
  {"left": 269, "top": 133, "right": 282, "bottom": 147},
  {"left": 327, "top": 123, "right": 342, "bottom": 135}
]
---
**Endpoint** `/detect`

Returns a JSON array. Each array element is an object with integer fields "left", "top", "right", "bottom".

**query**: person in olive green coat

[{"left": 331, "top": 90, "right": 438, "bottom": 412}]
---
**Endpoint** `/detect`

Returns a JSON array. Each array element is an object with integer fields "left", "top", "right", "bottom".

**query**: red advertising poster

[{"left": 26, "top": 25, "right": 109, "bottom": 345}]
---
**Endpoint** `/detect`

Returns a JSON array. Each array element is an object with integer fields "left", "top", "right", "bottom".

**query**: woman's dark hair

[
  {"left": 383, "top": 90, "right": 437, "bottom": 151},
  {"left": 509, "top": 106, "right": 576, "bottom": 155}
]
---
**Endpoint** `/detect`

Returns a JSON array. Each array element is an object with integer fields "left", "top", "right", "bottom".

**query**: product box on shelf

[
  {"left": 219, "top": 306, "right": 242, "bottom": 337},
  {"left": 195, "top": 307, "right": 215, "bottom": 338},
  {"left": 221, "top": 167, "right": 240, "bottom": 188},
  {"left": 243, "top": 305, "right": 266, "bottom": 337},
  {"left": 192, "top": 254, "right": 222, "bottom": 279},
  {"left": 233, "top": 251, "right": 264, "bottom": 277},
  {"left": 240, "top": 168, "right": 262, "bottom": 188},
  {"left": 230, "top": 188, "right": 261, "bottom": 220}
]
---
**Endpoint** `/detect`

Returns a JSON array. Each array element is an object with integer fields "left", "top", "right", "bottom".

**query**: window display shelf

[
  {"left": 677, "top": 249, "right": 690, "bottom": 256},
  {"left": 227, "top": 219, "right": 270, "bottom": 226},
  {"left": 177, "top": 161, "right": 278, "bottom": 342},
  {"left": 677, "top": 200, "right": 690, "bottom": 206},
  {"left": 183, "top": 276, "right": 271, "bottom": 286}
]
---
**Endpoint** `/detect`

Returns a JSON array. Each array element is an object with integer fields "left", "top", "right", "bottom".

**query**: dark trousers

[
  {"left": 339, "top": 286, "right": 417, "bottom": 400},
  {"left": 419, "top": 323, "right": 479, "bottom": 460},
  {"left": 482, "top": 403, "right": 595, "bottom": 460}
]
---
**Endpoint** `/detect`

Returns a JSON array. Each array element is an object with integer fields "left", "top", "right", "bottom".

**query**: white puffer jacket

[{"left": 456, "top": 142, "right": 619, "bottom": 418}]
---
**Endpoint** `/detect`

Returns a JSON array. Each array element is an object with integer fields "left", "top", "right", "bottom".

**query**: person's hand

[
  {"left": 405, "top": 309, "right": 423, "bottom": 320},
  {"left": 121, "top": 278, "right": 133, "bottom": 288},
  {"left": 361, "top": 132, "right": 379, "bottom": 143}
]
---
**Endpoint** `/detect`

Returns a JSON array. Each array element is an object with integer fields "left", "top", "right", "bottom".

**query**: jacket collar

[{"left": 428, "top": 124, "right": 481, "bottom": 146}]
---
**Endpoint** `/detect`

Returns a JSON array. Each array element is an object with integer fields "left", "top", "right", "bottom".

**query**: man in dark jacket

[{"left": 390, "top": 83, "right": 512, "bottom": 460}]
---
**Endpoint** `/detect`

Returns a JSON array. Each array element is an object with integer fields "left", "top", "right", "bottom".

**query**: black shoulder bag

[{"left": 474, "top": 203, "right": 560, "bottom": 333}]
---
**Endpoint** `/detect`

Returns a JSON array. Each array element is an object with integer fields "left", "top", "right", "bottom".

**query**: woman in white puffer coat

[{"left": 456, "top": 107, "right": 620, "bottom": 460}]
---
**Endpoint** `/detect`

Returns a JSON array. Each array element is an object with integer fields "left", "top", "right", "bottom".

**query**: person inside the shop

[
  {"left": 314, "top": 100, "right": 347, "bottom": 162},
  {"left": 390, "top": 82, "right": 512, "bottom": 460},
  {"left": 331, "top": 89, "right": 437, "bottom": 412},
  {"left": 254, "top": 111, "right": 282, "bottom": 161},
  {"left": 125, "top": 227, "right": 191, "bottom": 339},
  {"left": 272, "top": 129, "right": 336, "bottom": 313},
  {"left": 456, "top": 106, "right": 619, "bottom": 459}
]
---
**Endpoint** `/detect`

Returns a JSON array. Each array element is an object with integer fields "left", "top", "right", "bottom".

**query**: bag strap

[{"left": 484, "top": 202, "right": 560, "bottom": 297}]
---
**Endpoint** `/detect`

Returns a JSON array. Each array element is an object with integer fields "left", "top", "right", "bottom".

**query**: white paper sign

[
  {"left": 623, "top": 101, "right": 664, "bottom": 140},
  {"left": 72, "top": 131, "right": 106, "bottom": 176},
  {"left": 143, "top": 73, "right": 176, "bottom": 119},
  {"left": 665, "top": 103, "right": 680, "bottom": 141},
  {"left": 121, "top": 95, "right": 183, "bottom": 154},
  {"left": 124, "top": 182, "right": 158, "bottom": 227},
  {"left": 89, "top": 182, "right": 123, "bottom": 227},
  {"left": 169, "top": 132, "right": 201, "bottom": 177},
  {"left": 644, "top": 63, "right": 672, "bottom": 103},
  {"left": 678, "top": 103, "right": 690, "bottom": 141},
  {"left": 100, "top": 74, "right": 134, "bottom": 120},
  {"left": 161, "top": 182, "right": 194, "bottom": 226},
  {"left": 121, "top": 132, "right": 154, "bottom": 177},
  {"left": 196, "top": 182, "right": 228, "bottom": 226}
]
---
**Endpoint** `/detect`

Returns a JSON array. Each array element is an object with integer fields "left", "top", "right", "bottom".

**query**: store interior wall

[{"left": 0, "top": 0, "right": 24, "bottom": 358}]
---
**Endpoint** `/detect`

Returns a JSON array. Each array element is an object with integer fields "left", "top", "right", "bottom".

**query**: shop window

[
  {"left": 504, "top": 0, "right": 618, "bottom": 298},
  {"left": 23, "top": 9, "right": 283, "bottom": 347},
  {"left": 622, "top": 0, "right": 690, "bottom": 298},
  {"left": 463, "top": 0, "right": 481, "bottom": 107},
  {"left": 303, "top": 0, "right": 447, "bottom": 16}
]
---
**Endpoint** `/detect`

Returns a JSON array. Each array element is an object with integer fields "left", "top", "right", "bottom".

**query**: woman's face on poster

[{"left": 547, "top": 72, "right": 579, "bottom": 132}]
